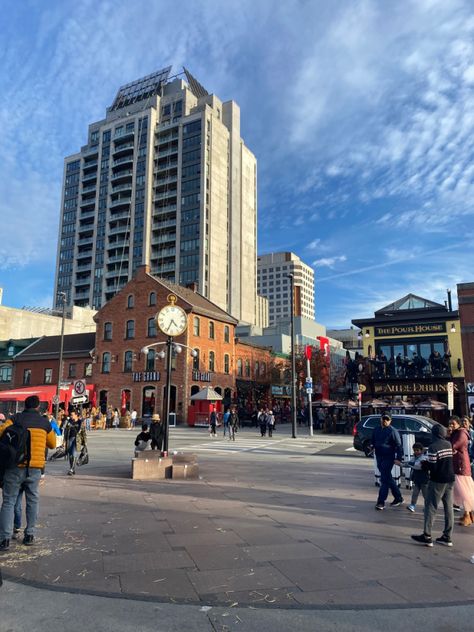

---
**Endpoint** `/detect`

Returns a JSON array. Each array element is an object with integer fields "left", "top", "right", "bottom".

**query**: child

[
  {"left": 404, "top": 442, "right": 429, "bottom": 512},
  {"left": 134, "top": 423, "right": 151, "bottom": 452}
]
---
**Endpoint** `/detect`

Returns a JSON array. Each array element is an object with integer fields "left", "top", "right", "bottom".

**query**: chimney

[{"left": 447, "top": 289, "right": 452, "bottom": 312}]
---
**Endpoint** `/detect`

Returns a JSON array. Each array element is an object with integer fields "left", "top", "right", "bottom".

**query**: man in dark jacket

[
  {"left": 0, "top": 396, "right": 56, "bottom": 551},
  {"left": 372, "top": 414, "right": 404, "bottom": 510},
  {"left": 411, "top": 424, "right": 455, "bottom": 547}
]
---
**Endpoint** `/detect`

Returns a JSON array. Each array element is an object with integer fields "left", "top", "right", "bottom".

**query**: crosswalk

[{"left": 171, "top": 433, "right": 320, "bottom": 457}]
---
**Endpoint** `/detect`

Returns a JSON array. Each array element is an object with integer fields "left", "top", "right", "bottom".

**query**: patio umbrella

[
  {"left": 390, "top": 400, "right": 414, "bottom": 409},
  {"left": 363, "top": 399, "right": 390, "bottom": 408},
  {"left": 335, "top": 400, "right": 359, "bottom": 408},
  {"left": 416, "top": 399, "right": 448, "bottom": 409},
  {"left": 313, "top": 398, "right": 337, "bottom": 407}
]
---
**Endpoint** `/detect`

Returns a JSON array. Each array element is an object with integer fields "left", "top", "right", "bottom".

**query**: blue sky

[{"left": 1, "top": 0, "right": 473, "bottom": 327}]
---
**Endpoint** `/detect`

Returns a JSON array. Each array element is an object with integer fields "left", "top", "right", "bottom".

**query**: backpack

[{"left": 0, "top": 421, "right": 31, "bottom": 472}]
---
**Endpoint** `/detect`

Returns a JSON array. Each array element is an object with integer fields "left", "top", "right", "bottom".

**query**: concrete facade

[
  {"left": 0, "top": 304, "right": 96, "bottom": 340},
  {"left": 257, "top": 252, "right": 315, "bottom": 325},
  {"left": 457, "top": 283, "right": 474, "bottom": 410},
  {"left": 54, "top": 67, "right": 257, "bottom": 324}
]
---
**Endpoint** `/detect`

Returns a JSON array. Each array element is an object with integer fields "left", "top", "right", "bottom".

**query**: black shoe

[
  {"left": 23, "top": 534, "right": 34, "bottom": 546},
  {"left": 435, "top": 534, "right": 453, "bottom": 547},
  {"left": 390, "top": 498, "right": 404, "bottom": 507},
  {"left": 0, "top": 539, "right": 10, "bottom": 552},
  {"left": 375, "top": 503, "right": 385, "bottom": 510},
  {"left": 411, "top": 533, "right": 433, "bottom": 547}
]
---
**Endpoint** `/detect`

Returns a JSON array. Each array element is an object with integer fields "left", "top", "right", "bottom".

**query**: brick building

[
  {"left": 458, "top": 283, "right": 474, "bottom": 414},
  {"left": 92, "top": 266, "right": 239, "bottom": 421}
]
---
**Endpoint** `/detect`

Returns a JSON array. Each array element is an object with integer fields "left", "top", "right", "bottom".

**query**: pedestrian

[
  {"left": 209, "top": 408, "right": 217, "bottom": 438},
  {"left": 63, "top": 410, "right": 87, "bottom": 476},
  {"left": 405, "top": 442, "right": 429, "bottom": 512},
  {"left": 149, "top": 414, "right": 164, "bottom": 452},
  {"left": 371, "top": 413, "right": 404, "bottom": 510},
  {"left": 134, "top": 423, "right": 151, "bottom": 452},
  {"left": 105, "top": 406, "right": 113, "bottom": 429},
  {"left": 448, "top": 416, "right": 474, "bottom": 526},
  {"left": 131, "top": 409, "right": 138, "bottom": 430},
  {"left": 258, "top": 408, "right": 267, "bottom": 437},
  {"left": 267, "top": 410, "right": 275, "bottom": 438},
  {"left": 229, "top": 407, "right": 239, "bottom": 441},
  {"left": 222, "top": 409, "right": 231, "bottom": 437},
  {"left": 112, "top": 408, "right": 120, "bottom": 429},
  {"left": 411, "top": 424, "right": 455, "bottom": 547},
  {"left": 0, "top": 395, "right": 56, "bottom": 551},
  {"left": 12, "top": 482, "right": 26, "bottom": 540}
]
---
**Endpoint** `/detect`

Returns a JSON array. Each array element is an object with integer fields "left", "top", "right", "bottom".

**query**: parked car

[{"left": 353, "top": 414, "right": 436, "bottom": 457}]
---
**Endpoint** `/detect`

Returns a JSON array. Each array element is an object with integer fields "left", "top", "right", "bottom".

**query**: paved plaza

[{"left": 1, "top": 426, "right": 474, "bottom": 630}]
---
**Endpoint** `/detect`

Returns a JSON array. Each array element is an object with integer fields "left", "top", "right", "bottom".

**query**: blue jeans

[
  {"left": 14, "top": 487, "right": 24, "bottom": 530},
  {"left": 376, "top": 457, "right": 402, "bottom": 505},
  {"left": 0, "top": 468, "right": 42, "bottom": 539}
]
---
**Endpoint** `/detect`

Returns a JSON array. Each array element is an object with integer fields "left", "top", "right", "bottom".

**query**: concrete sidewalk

[{"left": 1, "top": 430, "right": 474, "bottom": 627}]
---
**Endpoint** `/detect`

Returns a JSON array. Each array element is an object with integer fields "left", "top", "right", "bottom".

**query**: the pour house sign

[{"left": 374, "top": 322, "right": 446, "bottom": 337}]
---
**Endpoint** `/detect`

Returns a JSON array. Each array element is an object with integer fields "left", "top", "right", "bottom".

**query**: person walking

[
  {"left": 411, "top": 424, "right": 455, "bottom": 547},
  {"left": 149, "top": 414, "right": 164, "bottom": 452},
  {"left": 130, "top": 409, "right": 138, "bottom": 430},
  {"left": 448, "top": 416, "right": 474, "bottom": 526},
  {"left": 405, "top": 442, "right": 429, "bottom": 512},
  {"left": 258, "top": 408, "right": 267, "bottom": 437},
  {"left": 63, "top": 410, "right": 87, "bottom": 476},
  {"left": 371, "top": 413, "right": 404, "bottom": 510},
  {"left": 229, "top": 407, "right": 239, "bottom": 441},
  {"left": 267, "top": 410, "right": 275, "bottom": 438},
  {"left": 222, "top": 409, "right": 231, "bottom": 438},
  {"left": 0, "top": 395, "right": 56, "bottom": 551},
  {"left": 209, "top": 408, "right": 217, "bottom": 438},
  {"left": 112, "top": 408, "right": 120, "bottom": 429}
]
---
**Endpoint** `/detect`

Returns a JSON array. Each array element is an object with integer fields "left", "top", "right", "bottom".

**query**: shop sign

[
  {"left": 192, "top": 370, "right": 212, "bottom": 382},
  {"left": 374, "top": 381, "right": 460, "bottom": 395},
  {"left": 271, "top": 385, "right": 292, "bottom": 396},
  {"left": 374, "top": 322, "right": 446, "bottom": 337},
  {"left": 466, "top": 383, "right": 474, "bottom": 394},
  {"left": 133, "top": 371, "right": 161, "bottom": 382}
]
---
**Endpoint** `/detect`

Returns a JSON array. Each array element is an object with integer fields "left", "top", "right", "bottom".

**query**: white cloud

[{"left": 312, "top": 255, "right": 347, "bottom": 268}]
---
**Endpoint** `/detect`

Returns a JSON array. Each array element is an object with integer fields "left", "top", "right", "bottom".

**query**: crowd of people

[{"left": 371, "top": 350, "right": 452, "bottom": 379}]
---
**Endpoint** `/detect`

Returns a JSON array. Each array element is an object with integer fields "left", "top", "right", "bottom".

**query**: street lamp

[
  {"left": 142, "top": 340, "right": 197, "bottom": 454},
  {"left": 287, "top": 274, "right": 297, "bottom": 439},
  {"left": 55, "top": 291, "right": 67, "bottom": 420}
]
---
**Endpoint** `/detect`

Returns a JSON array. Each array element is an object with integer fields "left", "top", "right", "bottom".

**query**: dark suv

[{"left": 353, "top": 414, "right": 435, "bottom": 457}]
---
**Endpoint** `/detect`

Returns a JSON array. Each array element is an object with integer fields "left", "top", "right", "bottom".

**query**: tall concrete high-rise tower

[{"left": 54, "top": 67, "right": 257, "bottom": 323}]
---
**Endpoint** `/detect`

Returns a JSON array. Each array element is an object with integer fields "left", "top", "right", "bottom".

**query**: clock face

[{"left": 157, "top": 305, "right": 187, "bottom": 336}]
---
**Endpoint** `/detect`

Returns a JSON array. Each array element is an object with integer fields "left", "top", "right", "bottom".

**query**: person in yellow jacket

[{"left": 0, "top": 395, "right": 56, "bottom": 551}]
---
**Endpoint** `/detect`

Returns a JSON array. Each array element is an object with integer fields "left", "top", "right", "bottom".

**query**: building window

[
  {"left": 147, "top": 317, "right": 157, "bottom": 337},
  {"left": 124, "top": 351, "right": 133, "bottom": 372},
  {"left": 209, "top": 321, "right": 215, "bottom": 339},
  {"left": 245, "top": 359, "right": 251, "bottom": 377},
  {"left": 23, "top": 369, "right": 31, "bottom": 385},
  {"left": 255, "top": 361, "right": 259, "bottom": 377},
  {"left": 209, "top": 351, "right": 215, "bottom": 372},
  {"left": 193, "top": 316, "right": 200, "bottom": 336},
  {"left": 149, "top": 291, "right": 157, "bottom": 306},
  {"left": 102, "top": 352, "right": 111, "bottom": 374},
  {"left": 0, "top": 365, "right": 12, "bottom": 382},
  {"left": 104, "top": 322, "right": 112, "bottom": 341},
  {"left": 261, "top": 362, "right": 266, "bottom": 377},
  {"left": 125, "top": 320, "right": 135, "bottom": 339},
  {"left": 146, "top": 348, "right": 155, "bottom": 371},
  {"left": 68, "top": 363, "right": 76, "bottom": 378},
  {"left": 127, "top": 294, "right": 134, "bottom": 309},
  {"left": 224, "top": 354, "right": 230, "bottom": 374},
  {"left": 84, "top": 362, "right": 93, "bottom": 377},
  {"left": 237, "top": 358, "right": 243, "bottom": 376},
  {"left": 192, "top": 349, "right": 200, "bottom": 370},
  {"left": 44, "top": 368, "right": 53, "bottom": 384},
  {"left": 224, "top": 325, "right": 230, "bottom": 343}
]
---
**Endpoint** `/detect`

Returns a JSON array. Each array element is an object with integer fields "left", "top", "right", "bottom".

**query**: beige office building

[
  {"left": 54, "top": 67, "right": 257, "bottom": 323},
  {"left": 257, "top": 252, "right": 315, "bottom": 325}
]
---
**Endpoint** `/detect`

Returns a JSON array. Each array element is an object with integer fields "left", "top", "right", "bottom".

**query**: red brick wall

[
  {"left": 13, "top": 355, "right": 92, "bottom": 388},
  {"left": 458, "top": 283, "right": 474, "bottom": 384}
]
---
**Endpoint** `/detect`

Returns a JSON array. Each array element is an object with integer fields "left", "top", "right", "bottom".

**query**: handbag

[{"left": 77, "top": 446, "right": 89, "bottom": 466}]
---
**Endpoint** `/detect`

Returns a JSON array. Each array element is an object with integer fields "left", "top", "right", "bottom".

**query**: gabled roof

[
  {"left": 375, "top": 293, "right": 446, "bottom": 315},
  {"left": 150, "top": 275, "right": 238, "bottom": 325},
  {"left": 15, "top": 333, "right": 95, "bottom": 361}
]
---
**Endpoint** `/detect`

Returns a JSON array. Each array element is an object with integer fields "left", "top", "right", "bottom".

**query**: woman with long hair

[{"left": 449, "top": 416, "right": 474, "bottom": 526}]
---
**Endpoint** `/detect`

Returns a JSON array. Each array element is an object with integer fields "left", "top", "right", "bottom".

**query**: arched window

[
  {"left": 192, "top": 349, "right": 200, "bottom": 370},
  {"left": 191, "top": 384, "right": 200, "bottom": 397},
  {"left": 255, "top": 361, "right": 259, "bottom": 377},
  {"left": 125, "top": 320, "right": 135, "bottom": 339},
  {"left": 209, "top": 321, "right": 215, "bottom": 339},
  {"left": 146, "top": 349, "right": 155, "bottom": 371},
  {"left": 103, "top": 322, "right": 112, "bottom": 341},
  {"left": 224, "top": 325, "right": 230, "bottom": 343},
  {"left": 245, "top": 359, "right": 251, "bottom": 377},
  {"left": 224, "top": 354, "right": 230, "bottom": 374},
  {"left": 147, "top": 317, "right": 157, "bottom": 337},
  {"left": 209, "top": 351, "right": 215, "bottom": 372},
  {"left": 124, "top": 351, "right": 133, "bottom": 372},
  {"left": 193, "top": 316, "right": 200, "bottom": 336},
  {"left": 102, "top": 352, "right": 111, "bottom": 373},
  {"left": 149, "top": 291, "right": 157, "bottom": 306},
  {"left": 261, "top": 362, "right": 266, "bottom": 377},
  {"left": 127, "top": 294, "right": 134, "bottom": 309},
  {"left": 237, "top": 358, "right": 243, "bottom": 376}
]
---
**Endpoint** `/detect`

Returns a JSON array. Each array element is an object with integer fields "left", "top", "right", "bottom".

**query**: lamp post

[
  {"left": 288, "top": 274, "right": 297, "bottom": 439},
  {"left": 55, "top": 291, "right": 67, "bottom": 420}
]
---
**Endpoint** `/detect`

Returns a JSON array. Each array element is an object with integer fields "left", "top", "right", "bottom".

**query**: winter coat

[
  {"left": 0, "top": 409, "right": 56, "bottom": 469},
  {"left": 372, "top": 425, "right": 402, "bottom": 461},
  {"left": 450, "top": 427, "right": 471, "bottom": 476},
  {"left": 63, "top": 419, "right": 87, "bottom": 452},
  {"left": 149, "top": 421, "right": 164, "bottom": 443}
]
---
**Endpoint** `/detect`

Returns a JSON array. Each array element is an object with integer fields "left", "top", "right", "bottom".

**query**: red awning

[{"left": 0, "top": 385, "right": 59, "bottom": 401}]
